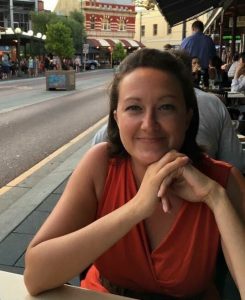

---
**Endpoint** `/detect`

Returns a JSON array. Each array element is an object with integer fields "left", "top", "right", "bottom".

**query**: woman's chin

[{"left": 136, "top": 151, "right": 168, "bottom": 165}]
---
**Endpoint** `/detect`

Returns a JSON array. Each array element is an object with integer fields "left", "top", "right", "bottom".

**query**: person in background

[
  {"left": 163, "top": 43, "right": 173, "bottom": 51},
  {"left": 191, "top": 56, "right": 202, "bottom": 87},
  {"left": 93, "top": 50, "right": 245, "bottom": 174},
  {"left": 231, "top": 52, "right": 245, "bottom": 93},
  {"left": 208, "top": 55, "right": 229, "bottom": 88},
  {"left": 227, "top": 53, "right": 239, "bottom": 79},
  {"left": 24, "top": 49, "right": 245, "bottom": 299},
  {"left": 181, "top": 20, "right": 216, "bottom": 88}
]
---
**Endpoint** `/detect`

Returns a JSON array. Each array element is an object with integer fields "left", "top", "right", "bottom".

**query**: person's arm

[
  {"left": 91, "top": 123, "right": 108, "bottom": 145},
  {"left": 215, "top": 101, "right": 245, "bottom": 173},
  {"left": 216, "top": 167, "right": 245, "bottom": 298},
  {"left": 24, "top": 149, "right": 190, "bottom": 296},
  {"left": 231, "top": 62, "right": 245, "bottom": 92},
  {"left": 160, "top": 163, "right": 245, "bottom": 298}
]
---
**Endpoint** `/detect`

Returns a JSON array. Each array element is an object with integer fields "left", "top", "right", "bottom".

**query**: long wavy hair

[{"left": 107, "top": 48, "right": 203, "bottom": 163}]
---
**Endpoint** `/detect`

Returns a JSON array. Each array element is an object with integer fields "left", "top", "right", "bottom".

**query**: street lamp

[
  {"left": 28, "top": 30, "right": 34, "bottom": 56},
  {"left": 135, "top": 1, "right": 154, "bottom": 44},
  {"left": 14, "top": 27, "right": 22, "bottom": 76},
  {"left": 42, "top": 34, "right": 46, "bottom": 57}
]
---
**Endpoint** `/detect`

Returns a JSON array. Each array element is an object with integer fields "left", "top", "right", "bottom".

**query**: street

[{"left": 0, "top": 69, "right": 113, "bottom": 188}]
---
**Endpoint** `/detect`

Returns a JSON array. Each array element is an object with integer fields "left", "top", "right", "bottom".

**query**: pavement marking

[{"left": 0, "top": 116, "right": 108, "bottom": 196}]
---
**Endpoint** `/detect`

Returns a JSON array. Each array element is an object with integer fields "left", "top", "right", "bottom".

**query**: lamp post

[
  {"left": 27, "top": 30, "right": 34, "bottom": 56},
  {"left": 134, "top": 1, "right": 154, "bottom": 44},
  {"left": 14, "top": 27, "right": 22, "bottom": 76},
  {"left": 36, "top": 32, "right": 42, "bottom": 58}
]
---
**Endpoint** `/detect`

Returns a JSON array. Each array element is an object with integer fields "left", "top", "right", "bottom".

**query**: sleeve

[
  {"left": 180, "top": 38, "right": 188, "bottom": 50},
  {"left": 91, "top": 124, "right": 108, "bottom": 145},
  {"left": 217, "top": 104, "right": 245, "bottom": 173},
  {"left": 231, "top": 76, "right": 245, "bottom": 92}
]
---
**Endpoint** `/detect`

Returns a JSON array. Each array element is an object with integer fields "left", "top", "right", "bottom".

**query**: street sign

[{"left": 83, "top": 43, "right": 89, "bottom": 54}]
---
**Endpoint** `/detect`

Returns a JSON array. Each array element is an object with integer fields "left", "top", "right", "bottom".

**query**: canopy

[
  {"left": 154, "top": 0, "right": 226, "bottom": 26},
  {"left": 86, "top": 38, "right": 144, "bottom": 48}
]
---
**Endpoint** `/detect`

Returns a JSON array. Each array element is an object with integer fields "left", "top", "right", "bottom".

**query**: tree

[
  {"left": 30, "top": 11, "right": 59, "bottom": 35},
  {"left": 45, "top": 22, "right": 75, "bottom": 62},
  {"left": 31, "top": 10, "right": 86, "bottom": 54},
  {"left": 112, "top": 43, "right": 126, "bottom": 65}
]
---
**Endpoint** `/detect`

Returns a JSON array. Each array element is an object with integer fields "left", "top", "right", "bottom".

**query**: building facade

[
  {"left": 82, "top": 0, "right": 143, "bottom": 63},
  {"left": 134, "top": 4, "right": 208, "bottom": 50},
  {"left": 0, "top": 0, "right": 44, "bottom": 31},
  {"left": 0, "top": 0, "right": 44, "bottom": 61}
]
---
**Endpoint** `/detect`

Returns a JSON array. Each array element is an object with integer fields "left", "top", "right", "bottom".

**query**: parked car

[{"left": 83, "top": 59, "right": 100, "bottom": 70}]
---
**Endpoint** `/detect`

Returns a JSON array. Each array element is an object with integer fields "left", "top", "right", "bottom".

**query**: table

[
  {"left": 0, "top": 270, "right": 136, "bottom": 300},
  {"left": 227, "top": 92, "right": 245, "bottom": 106}
]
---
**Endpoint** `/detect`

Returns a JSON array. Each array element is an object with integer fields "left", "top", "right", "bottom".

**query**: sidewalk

[{"left": 0, "top": 117, "right": 107, "bottom": 286}]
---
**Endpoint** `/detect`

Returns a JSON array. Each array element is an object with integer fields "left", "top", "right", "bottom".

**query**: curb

[{"left": 0, "top": 117, "right": 107, "bottom": 242}]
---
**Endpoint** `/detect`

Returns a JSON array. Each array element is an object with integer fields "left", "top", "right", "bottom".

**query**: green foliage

[
  {"left": 30, "top": 11, "right": 59, "bottom": 34},
  {"left": 45, "top": 22, "right": 75, "bottom": 59},
  {"left": 70, "top": 10, "right": 85, "bottom": 24},
  {"left": 112, "top": 43, "right": 126, "bottom": 63},
  {"left": 31, "top": 10, "right": 86, "bottom": 54}
]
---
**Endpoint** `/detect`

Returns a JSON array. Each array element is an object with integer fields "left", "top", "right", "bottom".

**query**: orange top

[{"left": 82, "top": 156, "right": 232, "bottom": 298}]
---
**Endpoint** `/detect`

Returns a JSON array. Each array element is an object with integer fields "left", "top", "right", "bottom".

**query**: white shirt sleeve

[{"left": 231, "top": 75, "right": 245, "bottom": 92}]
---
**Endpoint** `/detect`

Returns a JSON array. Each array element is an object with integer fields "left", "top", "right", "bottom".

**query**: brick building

[{"left": 82, "top": 0, "right": 144, "bottom": 62}]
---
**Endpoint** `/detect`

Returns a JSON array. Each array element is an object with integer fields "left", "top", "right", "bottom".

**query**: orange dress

[{"left": 81, "top": 156, "right": 232, "bottom": 298}]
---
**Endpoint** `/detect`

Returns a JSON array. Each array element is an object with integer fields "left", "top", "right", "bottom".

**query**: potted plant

[{"left": 45, "top": 22, "right": 76, "bottom": 90}]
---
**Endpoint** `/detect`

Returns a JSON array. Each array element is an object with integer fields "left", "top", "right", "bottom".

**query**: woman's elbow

[{"left": 24, "top": 268, "right": 43, "bottom": 296}]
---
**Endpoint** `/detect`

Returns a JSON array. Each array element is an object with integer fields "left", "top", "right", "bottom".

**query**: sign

[{"left": 83, "top": 43, "right": 89, "bottom": 54}]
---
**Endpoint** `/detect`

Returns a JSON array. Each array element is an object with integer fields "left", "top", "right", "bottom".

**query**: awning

[
  {"left": 86, "top": 38, "right": 144, "bottom": 49},
  {"left": 154, "top": 0, "right": 228, "bottom": 27}
]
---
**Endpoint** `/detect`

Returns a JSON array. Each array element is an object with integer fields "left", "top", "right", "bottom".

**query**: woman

[
  {"left": 231, "top": 52, "right": 245, "bottom": 93},
  {"left": 24, "top": 49, "right": 245, "bottom": 299}
]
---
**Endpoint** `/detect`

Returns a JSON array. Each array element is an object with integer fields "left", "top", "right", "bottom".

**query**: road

[{"left": 0, "top": 69, "right": 113, "bottom": 188}]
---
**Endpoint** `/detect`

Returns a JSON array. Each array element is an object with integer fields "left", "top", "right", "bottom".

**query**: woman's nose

[{"left": 141, "top": 110, "right": 158, "bottom": 130}]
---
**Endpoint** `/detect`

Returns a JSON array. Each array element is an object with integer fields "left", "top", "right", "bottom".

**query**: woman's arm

[
  {"left": 217, "top": 168, "right": 245, "bottom": 298},
  {"left": 158, "top": 162, "right": 245, "bottom": 297},
  {"left": 24, "top": 143, "right": 143, "bottom": 295},
  {"left": 24, "top": 149, "right": 189, "bottom": 296}
]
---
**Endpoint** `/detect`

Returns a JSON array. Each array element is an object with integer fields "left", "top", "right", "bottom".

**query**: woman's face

[{"left": 114, "top": 67, "right": 193, "bottom": 166}]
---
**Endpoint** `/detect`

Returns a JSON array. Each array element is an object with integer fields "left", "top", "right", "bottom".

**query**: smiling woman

[{"left": 24, "top": 49, "right": 245, "bottom": 299}]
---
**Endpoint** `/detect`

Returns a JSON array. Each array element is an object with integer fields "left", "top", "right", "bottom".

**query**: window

[
  {"left": 90, "top": 16, "right": 95, "bottom": 29},
  {"left": 141, "top": 25, "right": 145, "bottom": 37},
  {"left": 153, "top": 24, "right": 157, "bottom": 36},
  {"left": 119, "top": 19, "right": 126, "bottom": 31},
  {"left": 102, "top": 17, "right": 110, "bottom": 30},
  {"left": 167, "top": 24, "right": 172, "bottom": 35}
]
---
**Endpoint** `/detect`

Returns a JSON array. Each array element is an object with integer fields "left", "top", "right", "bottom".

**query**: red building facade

[{"left": 82, "top": 0, "right": 143, "bottom": 63}]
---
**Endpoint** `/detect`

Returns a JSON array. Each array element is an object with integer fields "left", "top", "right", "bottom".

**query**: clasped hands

[{"left": 137, "top": 150, "right": 221, "bottom": 217}]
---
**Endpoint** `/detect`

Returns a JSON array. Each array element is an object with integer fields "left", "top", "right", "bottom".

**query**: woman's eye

[
  {"left": 159, "top": 104, "right": 175, "bottom": 111},
  {"left": 125, "top": 105, "right": 141, "bottom": 111}
]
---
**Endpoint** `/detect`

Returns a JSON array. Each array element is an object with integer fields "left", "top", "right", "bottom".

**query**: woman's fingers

[{"left": 161, "top": 196, "right": 172, "bottom": 213}]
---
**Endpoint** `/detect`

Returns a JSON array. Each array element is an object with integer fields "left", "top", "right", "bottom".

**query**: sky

[{"left": 43, "top": 0, "right": 58, "bottom": 11}]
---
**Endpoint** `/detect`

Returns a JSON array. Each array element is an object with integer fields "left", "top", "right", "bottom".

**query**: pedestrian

[
  {"left": 75, "top": 56, "right": 81, "bottom": 72},
  {"left": 181, "top": 20, "right": 216, "bottom": 88},
  {"left": 24, "top": 49, "right": 245, "bottom": 299},
  {"left": 28, "top": 56, "right": 34, "bottom": 77}
]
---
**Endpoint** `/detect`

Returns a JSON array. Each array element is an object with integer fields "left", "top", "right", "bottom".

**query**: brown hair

[{"left": 107, "top": 48, "right": 203, "bottom": 163}]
